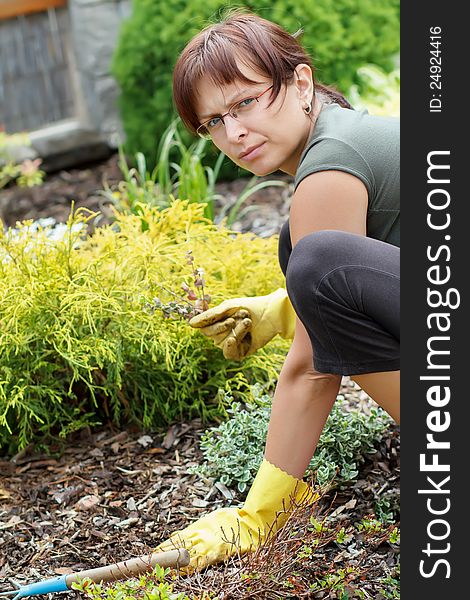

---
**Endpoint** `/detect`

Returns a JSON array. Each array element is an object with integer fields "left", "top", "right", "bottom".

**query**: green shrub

[
  {"left": 348, "top": 64, "right": 400, "bottom": 116},
  {"left": 0, "top": 201, "right": 290, "bottom": 455},
  {"left": 190, "top": 383, "right": 392, "bottom": 491},
  {"left": 112, "top": 0, "right": 400, "bottom": 174}
]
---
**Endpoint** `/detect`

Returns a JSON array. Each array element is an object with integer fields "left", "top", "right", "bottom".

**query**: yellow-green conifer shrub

[{"left": 0, "top": 200, "right": 289, "bottom": 454}]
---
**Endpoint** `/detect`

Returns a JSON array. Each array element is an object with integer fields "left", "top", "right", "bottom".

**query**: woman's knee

[{"left": 285, "top": 229, "right": 349, "bottom": 298}]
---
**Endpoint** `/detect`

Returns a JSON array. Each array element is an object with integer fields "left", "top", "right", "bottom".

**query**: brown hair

[{"left": 172, "top": 8, "right": 353, "bottom": 136}]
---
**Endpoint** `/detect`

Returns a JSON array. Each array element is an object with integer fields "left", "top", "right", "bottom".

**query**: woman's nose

[{"left": 223, "top": 114, "right": 248, "bottom": 141}]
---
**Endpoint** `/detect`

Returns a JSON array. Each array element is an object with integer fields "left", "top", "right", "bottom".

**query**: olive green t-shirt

[{"left": 294, "top": 103, "right": 400, "bottom": 247}]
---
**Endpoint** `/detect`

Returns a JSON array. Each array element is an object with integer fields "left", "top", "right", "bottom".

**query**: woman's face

[{"left": 194, "top": 60, "right": 314, "bottom": 177}]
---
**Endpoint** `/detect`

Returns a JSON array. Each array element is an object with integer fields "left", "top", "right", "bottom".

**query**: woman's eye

[
  {"left": 207, "top": 117, "right": 222, "bottom": 129},
  {"left": 237, "top": 97, "right": 255, "bottom": 109}
]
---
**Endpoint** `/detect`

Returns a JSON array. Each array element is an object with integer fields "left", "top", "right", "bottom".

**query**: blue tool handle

[{"left": 16, "top": 575, "right": 68, "bottom": 598}]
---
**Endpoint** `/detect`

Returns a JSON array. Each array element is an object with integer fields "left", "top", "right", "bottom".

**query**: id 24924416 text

[{"left": 429, "top": 26, "right": 443, "bottom": 113}]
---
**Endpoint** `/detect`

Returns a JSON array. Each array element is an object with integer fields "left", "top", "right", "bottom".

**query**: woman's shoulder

[
  {"left": 318, "top": 102, "right": 399, "bottom": 133},
  {"left": 300, "top": 102, "right": 399, "bottom": 163},
  {"left": 294, "top": 102, "right": 399, "bottom": 197}
]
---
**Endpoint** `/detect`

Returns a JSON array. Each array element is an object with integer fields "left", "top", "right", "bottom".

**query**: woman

[{"left": 157, "top": 9, "right": 399, "bottom": 570}]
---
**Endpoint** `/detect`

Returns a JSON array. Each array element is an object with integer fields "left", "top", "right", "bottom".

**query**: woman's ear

[{"left": 294, "top": 64, "right": 314, "bottom": 101}]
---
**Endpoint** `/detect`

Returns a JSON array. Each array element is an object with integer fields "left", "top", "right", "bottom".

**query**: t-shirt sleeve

[{"left": 294, "top": 138, "right": 376, "bottom": 199}]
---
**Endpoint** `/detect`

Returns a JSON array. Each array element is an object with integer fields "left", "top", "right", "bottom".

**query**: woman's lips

[{"left": 240, "top": 143, "right": 265, "bottom": 161}]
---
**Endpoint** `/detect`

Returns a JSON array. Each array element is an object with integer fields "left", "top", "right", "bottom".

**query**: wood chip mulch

[{"left": 0, "top": 379, "right": 400, "bottom": 599}]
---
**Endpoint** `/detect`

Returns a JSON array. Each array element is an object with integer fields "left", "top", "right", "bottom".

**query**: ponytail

[{"left": 315, "top": 82, "right": 354, "bottom": 110}]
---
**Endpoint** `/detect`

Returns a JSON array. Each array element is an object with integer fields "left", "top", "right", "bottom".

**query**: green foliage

[
  {"left": 310, "top": 399, "right": 391, "bottom": 486},
  {"left": 308, "top": 516, "right": 329, "bottom": 534},
  {"left": 348, "top": 64, "right": 400, "bottom": 116},
  {"left": 189, "top": 384, "right": 392, "bottom": 491},
  {"left": 101, "top": 120, "right": 287, "bottom": 224},
  {"left": 0, "top": 201, "right": 289, "bottom": 454},
  {"left": 389, "top": 526, "right": 400, "bottom": 545},
  {"left": 335, "top": 526, "right": 353, "bottom": 545},
  {"left": 188, "top": 385, "right": 268, "bottom": 492},
  {"left": 101, "top": 121, "right": 224, "bottom": 222},
  {"left": 0, "top": 131, "right": 45, "bottom": 189},
  {"left": 112, "top": 0, "right": 400, "bottom": 173},
  {"left": 374, "top": 488, "right": 400, "bottom": 524},
  {"left": 71, "top": 565, "right": 194, "bottom": 600},
  {"left": 356, "top": 516, "right": 383, "bottom": 534},
  {"left": 308, "top": 566, "right": 360, "bottom": 596},
  {"left": 219, "top": 175, "right": 289, "bottom": 227},
  {"left": 378, "top": 562, "right": 400, "bottom": 599}
]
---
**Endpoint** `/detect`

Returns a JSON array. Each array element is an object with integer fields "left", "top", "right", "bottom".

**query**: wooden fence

[
  {"left": 0, "top": 1, "right": 67, "bottom": 20},
  {"left": 0, "top": 0, "right": 74, "bottom": 133}
]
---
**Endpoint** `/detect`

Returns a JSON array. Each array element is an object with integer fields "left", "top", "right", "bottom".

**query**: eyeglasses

[{"left": 196, "top": 85, "right": 274, "bottom": 140}]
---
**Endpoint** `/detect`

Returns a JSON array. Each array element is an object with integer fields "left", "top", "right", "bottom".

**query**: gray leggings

[{"left": 278, "top": 220, "right": 400, "bottom": 375}]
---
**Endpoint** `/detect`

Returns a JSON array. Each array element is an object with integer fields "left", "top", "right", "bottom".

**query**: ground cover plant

[
  {"left": 0, "top": 200, "right": 292, "bottom": 454},
  {"left": 189, "top": 383, "right": 392, "bottom": 492}
]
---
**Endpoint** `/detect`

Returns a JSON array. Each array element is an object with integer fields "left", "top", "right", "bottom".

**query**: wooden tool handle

[{"left": 66, "top": 549, "right": 190, "bottom": 585}]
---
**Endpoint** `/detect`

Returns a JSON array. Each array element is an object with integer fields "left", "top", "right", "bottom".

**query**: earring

[{"left": 304, "top": 103, "right": 312, "bottom": 115}]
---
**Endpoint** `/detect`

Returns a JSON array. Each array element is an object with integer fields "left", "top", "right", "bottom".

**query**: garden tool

[
  {"left": 156, "top": 458, "right": 318, "bottom": 571},
  {"left": 189, "top": 288, "right": 296, "bottom": 360},
  {"left": 0, "top": 549, "right": 189, "bottom": 599}
]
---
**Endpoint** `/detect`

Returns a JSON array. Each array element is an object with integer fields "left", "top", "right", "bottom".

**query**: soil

[
  {"left": 0, "top": 153, "right": 293, "bottom": 236},
  {"left": 0, "top": 156, "right": 400, "bottom": 599}
]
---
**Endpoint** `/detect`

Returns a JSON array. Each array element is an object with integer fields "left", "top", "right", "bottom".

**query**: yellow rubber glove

[
  {"left": 188, "top": 288, "right": 296, "bottom": 361},
  {"left": 155, "top": 459, "right": 317, "bottom": 571}
]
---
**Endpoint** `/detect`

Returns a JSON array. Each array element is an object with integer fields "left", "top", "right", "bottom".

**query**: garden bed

[
  {"left": 0, "top": 378, "right": 399, "bottom": 599},
  {"left": 0, "top": 158, "right": 400, "bottom": 598}
]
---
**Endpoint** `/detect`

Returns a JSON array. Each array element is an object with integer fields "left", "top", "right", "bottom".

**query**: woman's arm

[
  {"left": 264, "top": 315, "right": 341, "bottom": 479},
  {"left": 290, "top": 170, "right": 368, "bottom": 244},
  {"left": 265, "top": 170, "right": 368, "bottom": 477}
]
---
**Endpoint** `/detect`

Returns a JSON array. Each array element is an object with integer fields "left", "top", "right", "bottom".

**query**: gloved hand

[
  {"left": 188, "top": 288, "right": 296, "bottom": 360},
  {"left": 155, "top": 459, "right": 317, "bottom": 571}
]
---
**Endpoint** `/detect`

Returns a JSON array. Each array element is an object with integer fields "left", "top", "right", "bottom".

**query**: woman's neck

[{"left": 281, "top": 98, "right": 323, "bottom": 177}]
